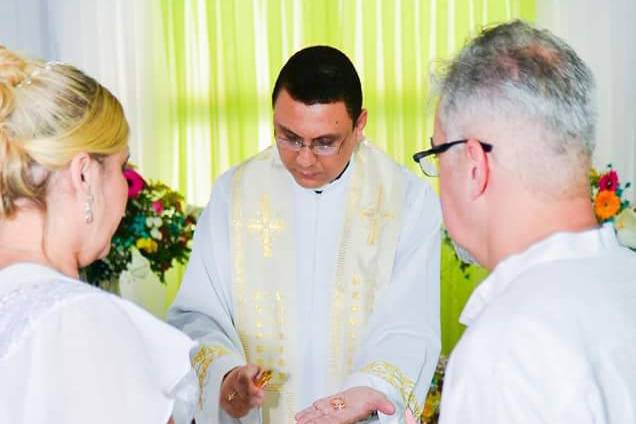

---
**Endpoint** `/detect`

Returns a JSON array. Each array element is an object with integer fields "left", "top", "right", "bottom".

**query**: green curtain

[{"left": 148, "top": 0, "right": 535, "bottom": 353}]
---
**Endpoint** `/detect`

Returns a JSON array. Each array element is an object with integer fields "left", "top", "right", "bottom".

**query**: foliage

[
  {"left": 83, "top": 167, "right": 198, "bottom": 286},
  {"left": 421, "top": 356, "right": 448, "bottom": 423}
]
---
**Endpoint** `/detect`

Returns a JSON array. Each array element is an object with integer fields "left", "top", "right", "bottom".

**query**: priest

[{"left": 168, "top": 45, "right": 441, "bottom": 424}]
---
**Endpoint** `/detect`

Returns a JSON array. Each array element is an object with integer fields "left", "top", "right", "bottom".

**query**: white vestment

[
  {"left": 169, "top": 141, "right": 441, "bottom": 423},
  {"left": 0, "top": 262, "right": 197, "bottom": 424},
  {"left": 440, "top": 225, "right": 636, "bottom": 423}
]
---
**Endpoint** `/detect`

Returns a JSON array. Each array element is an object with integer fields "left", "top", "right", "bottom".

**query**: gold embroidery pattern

[
  {"left": 242, "top": 289, "right": 289, "bottom": 393},
  {"left": 329, "top": 165, "right": 362, "bottom": 378},
  {"left": 247, "top": 194, "right": 284, "bottom": 258},
  {"left": 360, "top": 186, "right": 393, "bottom": 246},
  {"left": 347, "top": 275, "right": 362, "bottom": 370},
  {"left": 362, "top": 361, "right": 423, "bottom": 418},
  {"left": 230, "top": 148, "right": 298, "bottom": 423},
  {"left": 192, "top": 345, "right": 231, "bottom": 407},
  {"left": 329, "top": 280, "right": 347, "bottom": 376}
]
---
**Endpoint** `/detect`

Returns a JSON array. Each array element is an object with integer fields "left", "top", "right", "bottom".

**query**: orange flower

[{"left": 595, "top": 190, "right": 621, "bottom": 221}]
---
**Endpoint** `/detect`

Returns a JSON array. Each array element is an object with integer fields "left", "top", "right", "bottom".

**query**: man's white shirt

[{"left": 440, "top": 225, "right": 636, "bottom": 423}]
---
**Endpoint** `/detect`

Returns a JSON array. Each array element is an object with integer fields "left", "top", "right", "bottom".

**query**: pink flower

[
  {"left": 124, "top": 168, "right": 145, "bottom": 198},
  {"left": 598, "top": 170, "right": 619, "bottom": 192},
  {"left": 152, "top": 200, "right": 164, "bottom": 215}
]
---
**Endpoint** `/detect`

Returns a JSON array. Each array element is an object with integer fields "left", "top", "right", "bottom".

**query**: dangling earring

[{"left": 84, "top": 189, "right": 94, "bottom": 224}]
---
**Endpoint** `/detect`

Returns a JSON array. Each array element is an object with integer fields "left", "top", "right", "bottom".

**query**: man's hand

[
  {"left": 219, "top": 364, "right": 267, "bottom": 418},
  {"left": 294, "top": 387, "right": 395, "bottom": 424}
]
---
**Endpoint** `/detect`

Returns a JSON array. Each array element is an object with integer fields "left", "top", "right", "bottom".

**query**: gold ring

[
  {"left": 330, "top": 397, "right": 346, "bottom": 411},
  {"left": 226, "top": 390, "right": 238, "bottom": 402}
]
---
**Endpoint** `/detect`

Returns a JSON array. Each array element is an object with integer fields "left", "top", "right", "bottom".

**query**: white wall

[
  {"left": 0, "top": 0, "right": 151, "bottom": 166},
  {"left": 0, "top": 0, "right": 52, "bottom": 59},
  {"left": 0, "top": 0, "right": 162, "bottom": 313},
  {"left": 537, "top": 0, "right": 636, "bottom": 201}
]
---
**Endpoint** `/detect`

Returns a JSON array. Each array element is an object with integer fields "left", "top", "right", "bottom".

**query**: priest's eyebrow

[{"left": 276, "top": 124, "right": 341, "bottom": 144}]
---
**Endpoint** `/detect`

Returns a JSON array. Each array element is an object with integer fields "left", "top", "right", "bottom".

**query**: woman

[{"left": 0, "top": 46, "right": 196, "bottom": 423}]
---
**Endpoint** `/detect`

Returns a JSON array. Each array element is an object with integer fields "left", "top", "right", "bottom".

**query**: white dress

[
  {"left": 0, "top": 262, "right": 198, "bottom": 424},
  {"left": 440, "top": 225, "right": 636, "bottom": 423}
]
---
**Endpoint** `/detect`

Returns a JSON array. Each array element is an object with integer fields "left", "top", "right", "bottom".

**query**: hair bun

[
  {"left": 0, "top": 46, "right": 29, "bottom": 125},
  {"left": 0, "top": 46, "right": 28, "bottom": 88}
]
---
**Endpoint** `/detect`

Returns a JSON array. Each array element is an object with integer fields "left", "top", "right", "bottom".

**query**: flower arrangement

[
  {"left": 83, "top": 167, "right": 198, "bottom": 287},
  {"left": 590, "top": 164, "right": 636, "bottom": 250},
  {"left": 590, "top": 165, "right": 631, "bottom": 222}
]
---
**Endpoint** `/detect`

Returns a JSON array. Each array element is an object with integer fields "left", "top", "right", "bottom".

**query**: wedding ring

[
  {"left": 255, "top": 369, "right": 273, "bottom": 388},
  {"left": 330, "top": 397, "right": 346, "bottom": 411},
  {"left": 226, "top": 390, "right": 238, "bottom": 402}
]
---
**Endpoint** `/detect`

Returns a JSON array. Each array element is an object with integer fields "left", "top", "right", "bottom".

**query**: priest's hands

[
  {"left": 294, "top": 386, "right": 395, "bottom": 424},
  {"left": 219, "top": 364, "right": 266, "bottom": 418}
]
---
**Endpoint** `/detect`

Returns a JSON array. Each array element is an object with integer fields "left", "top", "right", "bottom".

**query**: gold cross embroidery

[
  {"left": 360, "top": 187, "right": 393, "bottom": 245},
  {"left": 248, "top": 194, "right": 284, "bottom": 257}
]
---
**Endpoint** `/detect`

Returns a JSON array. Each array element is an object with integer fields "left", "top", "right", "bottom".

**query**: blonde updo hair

[{"left": 0, "top": 46, "right": 129, "bottom": 218}]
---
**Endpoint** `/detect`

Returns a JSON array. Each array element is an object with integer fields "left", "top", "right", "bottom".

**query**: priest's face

[{"left": 273, "top": 89, "right": 367, "bottom": 189}]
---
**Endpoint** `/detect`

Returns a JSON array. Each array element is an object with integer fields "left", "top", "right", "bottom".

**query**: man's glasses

[
  {"left": 275, "top": 132, "right": 351, "bottom": 157},
  {"left": 412, "top": 138, "right": 493, "bottom": 177}
]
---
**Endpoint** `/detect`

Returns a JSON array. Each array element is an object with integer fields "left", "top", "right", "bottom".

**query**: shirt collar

[
  {"left": 312, "top": 161, "right": 351, "bottom": 194},
  {"left": 460, "top": 224, "right": 620, "bottom": 326},
  {"left": 271, "top": 142, "right": 357, "bottom": 195}
]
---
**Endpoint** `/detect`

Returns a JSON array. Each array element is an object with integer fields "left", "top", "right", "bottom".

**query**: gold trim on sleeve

[
  {"left": 192, "top": 345, "right": 231, "bottom": 407},
  {"left": 361, "top": 361, "right": 423, "bottom": 418}
]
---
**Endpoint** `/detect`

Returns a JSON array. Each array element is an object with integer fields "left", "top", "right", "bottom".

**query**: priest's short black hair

[{"left": 272, "top": 45, "right": 363, "bottom": 123}]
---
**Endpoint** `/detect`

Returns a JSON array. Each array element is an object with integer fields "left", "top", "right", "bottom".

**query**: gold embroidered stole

[
  {"left": 231, "top": 148, "right": 299, "bottom": 422},
  {"left": 326, "top": 141, "right": 406, "bottom": 386},
  {"left": 230, "top": 142, "right": 406, "bottom": 423}
]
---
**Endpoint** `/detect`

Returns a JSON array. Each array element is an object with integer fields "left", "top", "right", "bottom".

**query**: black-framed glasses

[{"left": 412, "top": 138, "right": 493, "bottom": 177}]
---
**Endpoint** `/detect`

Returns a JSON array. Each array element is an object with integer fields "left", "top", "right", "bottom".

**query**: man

[
  {"left": 169, "top": 46, "right": 441, "bottom": 423},
  {"left": 412, "top": 20, "right": 636, "bottom": 423}
]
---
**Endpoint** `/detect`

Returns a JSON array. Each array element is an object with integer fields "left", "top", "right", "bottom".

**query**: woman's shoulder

[
  {"left": 0, "top": 264, "right": 196, "bottom": 423},
  {"left": 0, "top": 263, "right": 109, "bottom": 359}
]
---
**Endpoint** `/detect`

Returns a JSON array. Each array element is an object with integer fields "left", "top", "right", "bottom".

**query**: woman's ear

[
  {"left": 464, "top": 138, "right": 490, "bottom": 198},
  {"left": 68, "top": 153, "right": 97, "bottom": 224},
  {"left": 68, "top": 152, "right": 93, "bottom": 195}
]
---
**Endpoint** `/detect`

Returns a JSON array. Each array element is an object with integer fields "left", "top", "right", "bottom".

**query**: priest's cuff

[{"left": 191, "top": 344, "right": 245, "bottom": 423}]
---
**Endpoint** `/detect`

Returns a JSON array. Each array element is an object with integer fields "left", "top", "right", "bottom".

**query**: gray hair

[{"left": 435, "top": 20, "right": 596, "bottom": 195}]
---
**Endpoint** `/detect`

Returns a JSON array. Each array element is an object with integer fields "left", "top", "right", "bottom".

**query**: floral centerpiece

[
  {"left": 83, "top": 167, "right": 198, "bottom": 287},
  {"left": 590, "top": 164, "right": 636, "bottom": 249}
]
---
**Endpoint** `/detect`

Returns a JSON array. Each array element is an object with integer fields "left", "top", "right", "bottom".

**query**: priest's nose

[{"left": 296, "top": 146, "right": 317, "bottom": 167}]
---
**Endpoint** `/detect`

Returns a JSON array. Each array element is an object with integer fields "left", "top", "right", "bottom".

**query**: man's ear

[
  {"left": 68, "top": 152, "right": 93, "bottom": 195},
  {"left": 353, "top": 109, "right": 368, "bottom": 142},
  {"left": 464, "top": 138, "right": 490, "bottom": 198}
]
